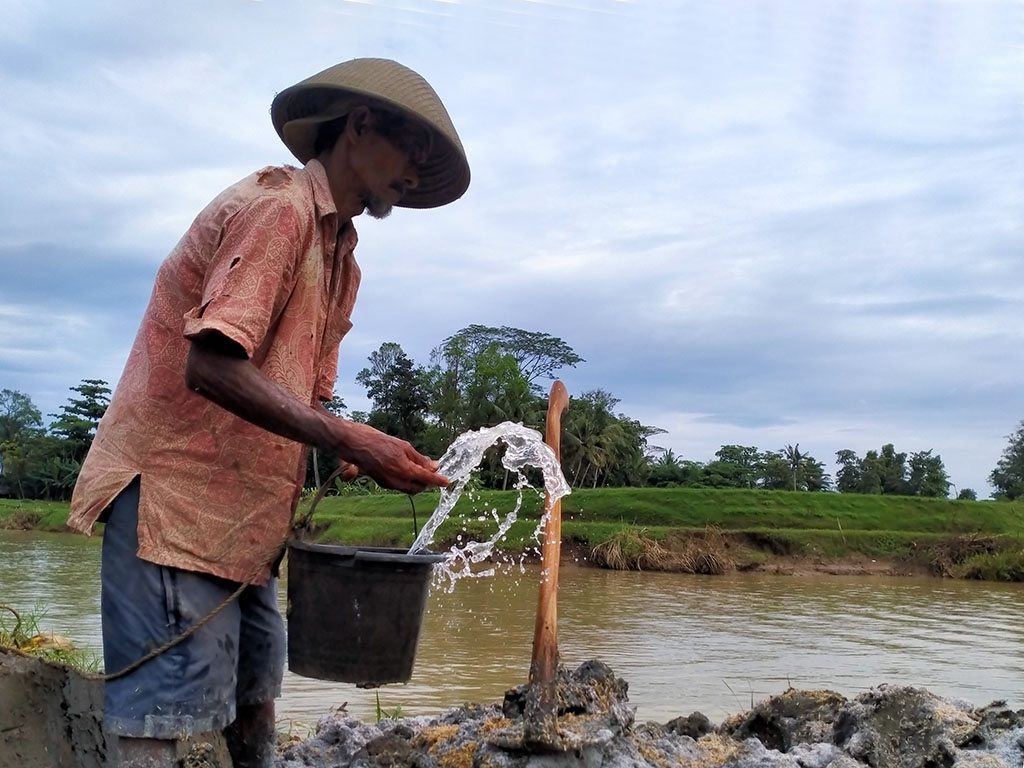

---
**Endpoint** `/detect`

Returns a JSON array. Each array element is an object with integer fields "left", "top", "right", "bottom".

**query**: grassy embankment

[{"left": 4, "top": 488, "right": 1023, "bottom": 579}]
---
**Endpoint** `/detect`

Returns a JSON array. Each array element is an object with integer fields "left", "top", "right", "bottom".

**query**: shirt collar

[{"left": 305, "top": 158, "right": 337, "bottom": 221}]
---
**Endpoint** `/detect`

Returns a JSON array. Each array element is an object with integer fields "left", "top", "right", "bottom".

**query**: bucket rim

[{"left": 287, "top": 540, "right": 448, "bottom": 564}]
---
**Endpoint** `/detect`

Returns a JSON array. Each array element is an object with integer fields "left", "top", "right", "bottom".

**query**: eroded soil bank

[{"left": 5, "top": 649, "right": 1023, "bottom": 768}]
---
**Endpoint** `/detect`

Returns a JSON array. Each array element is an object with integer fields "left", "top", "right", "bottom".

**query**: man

[{"left": 68, "top": 58, "right": 470, "bottom": 768}]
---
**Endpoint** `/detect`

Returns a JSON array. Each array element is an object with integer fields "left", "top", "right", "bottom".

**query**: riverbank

[
  {"left": 4, "top": 488, "right": 1024, "bottom": 580},
  {"left": 4, "top": 649, "right": 1022, "bottom": 767}
]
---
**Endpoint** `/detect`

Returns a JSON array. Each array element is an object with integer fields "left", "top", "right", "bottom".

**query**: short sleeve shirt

[{"left": 68, "top": 160, "right": 360, "bottom": 585}]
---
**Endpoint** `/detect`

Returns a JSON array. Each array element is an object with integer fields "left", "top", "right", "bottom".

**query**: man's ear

[{"left": 347, "top": 105, "right": 373, "bottom": 138}]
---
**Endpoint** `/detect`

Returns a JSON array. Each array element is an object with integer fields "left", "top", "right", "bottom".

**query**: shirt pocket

[{"left": 323, "top": 313, "right": 353, "bottom": 351}]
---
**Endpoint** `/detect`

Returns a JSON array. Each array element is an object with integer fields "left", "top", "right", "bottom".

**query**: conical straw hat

[{"left": 271, "top": 58, "right": 470, "bottom": 209}]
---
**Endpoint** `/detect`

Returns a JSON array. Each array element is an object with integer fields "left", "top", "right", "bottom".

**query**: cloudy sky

[{"left": 2, "top": 0, "right": 1021, "bottom": 495}]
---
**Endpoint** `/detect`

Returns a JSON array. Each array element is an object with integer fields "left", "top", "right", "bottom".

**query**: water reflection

[{"left": 1, "top": 531, "right": 1022, "bottom": 726}]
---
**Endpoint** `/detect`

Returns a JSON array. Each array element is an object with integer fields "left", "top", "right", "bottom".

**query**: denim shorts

[{"left": 101, "top": 478, "right": 285, "bottom": 739}]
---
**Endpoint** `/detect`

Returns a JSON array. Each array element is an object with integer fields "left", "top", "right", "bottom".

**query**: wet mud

[
  {"left": 0, "top": 647, "right": 230, "bottom": 768},
  {"left": 3, "top": 650, "right": 1022, "bottom": 768},
  {"left": 278, "top": 662, "right": 1024, "bottom": 768}
]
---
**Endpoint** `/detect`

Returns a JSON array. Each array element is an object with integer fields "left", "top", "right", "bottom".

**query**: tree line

[{"left": 3, "top": 324, "right": 1023, "bottom": 501}]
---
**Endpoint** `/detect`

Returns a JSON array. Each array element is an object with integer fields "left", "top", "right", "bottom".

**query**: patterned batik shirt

[{"left": 69, "top": 160, "right": 360, "bottom": 584}]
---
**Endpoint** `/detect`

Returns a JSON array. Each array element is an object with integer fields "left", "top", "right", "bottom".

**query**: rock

[
  {"left": 664, "top": 711, "right": 713, "bottom": 740},
  {"left": 271, "top": 661, "right": 1024, "bottom": 768},
  {"left": 964, "top": 702, "right": 1024, "bottom": 749},
  {"left": 720, "top": 688, "right": 847, "bottom": 751},
  {"left": 833, "top": 684, "right": 979, "bottom": 768}
]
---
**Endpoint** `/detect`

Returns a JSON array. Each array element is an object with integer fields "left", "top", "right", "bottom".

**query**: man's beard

[{"left": 363, "top": 192, "right": 393, "bottom": 220}]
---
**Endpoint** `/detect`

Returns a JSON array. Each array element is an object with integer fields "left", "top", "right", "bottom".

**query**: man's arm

[{"left": 185, "top": 331, "right": 446, "bottom": 494}]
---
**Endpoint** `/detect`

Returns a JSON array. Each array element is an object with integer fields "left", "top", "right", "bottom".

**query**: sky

[{"left": 1, "top": 0, "right": 1021, "bottom": 496}]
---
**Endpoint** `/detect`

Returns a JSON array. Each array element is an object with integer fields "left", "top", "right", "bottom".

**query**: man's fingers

[
  {"left": 404, "top": 462, "right": 449, "bottom": 490},
  {"left": 339, "top": 462, "right": 360, "bottom": 481},
  {"left": 404, "top": 445, "right": 440, "bottom": 472}
]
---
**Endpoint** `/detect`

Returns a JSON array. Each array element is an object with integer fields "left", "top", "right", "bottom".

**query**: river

[{"left": 1, "top": 530, "right": 1022, "bottom": 728}]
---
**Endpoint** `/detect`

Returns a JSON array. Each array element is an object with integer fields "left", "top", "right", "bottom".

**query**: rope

[
  {"left": 81, "top": 545, "right": 282, "bottom": 682},
  {"left": 0, "top": 603, "right": 22, "bottom": 641}
]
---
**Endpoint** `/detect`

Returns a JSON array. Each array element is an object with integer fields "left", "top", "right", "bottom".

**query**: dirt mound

[
  {"left": 277, "top": 662, "right": 1024, "bottom": 768},
  {"left": 0, "top": 647, "right": 230, "bottom": 768},
  {"left": 3, "top": 650, "right": 1022, "bottom": 768}
]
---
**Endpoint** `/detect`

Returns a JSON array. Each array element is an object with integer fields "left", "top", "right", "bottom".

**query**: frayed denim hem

[{"left": 102, "top": 706, "right": 235, "bottom": 740}]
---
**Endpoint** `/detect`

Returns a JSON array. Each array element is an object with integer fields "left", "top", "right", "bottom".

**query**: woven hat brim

[{"left": 272, "top": 83, "right": 470, "bottom": 209}]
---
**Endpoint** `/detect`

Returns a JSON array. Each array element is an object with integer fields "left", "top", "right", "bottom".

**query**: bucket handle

[{"left": 292, "top": 465, "right": 348, "bottom": 540}]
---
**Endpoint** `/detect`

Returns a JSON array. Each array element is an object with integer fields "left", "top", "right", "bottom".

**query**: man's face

[{"left": 351, "top": 122, "right": 429, "bottom": 219}]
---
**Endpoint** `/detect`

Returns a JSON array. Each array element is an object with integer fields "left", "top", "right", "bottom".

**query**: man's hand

[{"left": 333, "top": 421, "right": 448, "bottom": 495}]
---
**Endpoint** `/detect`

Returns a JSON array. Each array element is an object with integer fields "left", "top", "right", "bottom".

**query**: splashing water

[{"left": 408, "top": 421, "right": 571, "bottom": 591}]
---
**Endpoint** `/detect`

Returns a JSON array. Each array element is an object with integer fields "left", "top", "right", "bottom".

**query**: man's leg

[
  {"left": 224, "top": 701, "right": 276, "bottom": 768},
  {"left": 226, "top": 577, "right": 286, "bottom": 768},
  {"left": 101, "top": 478, "right": 242, "bottom": 766}
]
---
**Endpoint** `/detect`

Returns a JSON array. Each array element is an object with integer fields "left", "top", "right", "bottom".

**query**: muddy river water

[{"left": 2, "top": 530, "right": 1022, "bottom": 728}]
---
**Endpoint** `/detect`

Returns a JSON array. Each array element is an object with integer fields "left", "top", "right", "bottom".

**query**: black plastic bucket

[{"left": 286, "top": 541, "right": 447, "bottom": 686}]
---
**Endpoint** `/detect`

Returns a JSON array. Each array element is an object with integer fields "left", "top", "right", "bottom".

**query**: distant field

[{"left": 3, "top": 488, "right": 1022, "bottom": 578}]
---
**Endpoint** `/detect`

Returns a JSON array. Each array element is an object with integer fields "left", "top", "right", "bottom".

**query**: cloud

[{"left": 2, "top": 0, "right": 1021, "bottom": 497}]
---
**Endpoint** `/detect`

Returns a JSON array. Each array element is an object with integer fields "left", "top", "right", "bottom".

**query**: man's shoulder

[
  {"left": 230, "top": 164, "right": 310, "bottom": 204},
  {"left": 198, "top": 164, "right": 317, "bottom": 226}
]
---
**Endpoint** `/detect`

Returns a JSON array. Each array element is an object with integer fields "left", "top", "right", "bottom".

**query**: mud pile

[
  {"left": 3, "top": 649, "right": 1022, "bottom": 768},
  {"left": 0, "top": 647, "right": 231, "bottom": 768},
  {"left": 277, "top": 661, "right": 1024, "bottom": 768},
  {"left": 0, "top": 646, "right": 105, "bottom": 768}
]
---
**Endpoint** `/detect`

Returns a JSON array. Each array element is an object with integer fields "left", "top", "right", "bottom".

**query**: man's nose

[{"left": 402, "top": 163, "right": 419, "bottom": 191}]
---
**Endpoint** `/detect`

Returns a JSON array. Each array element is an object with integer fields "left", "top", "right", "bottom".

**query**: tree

[
  {"left": 835, "top": 449, "right": 861, "bottom": 493},
  {"left": 0, "top": 389, "right": 43, "bottom": 444},
  {"left": 703, "top": 445, "right": 760, "bottom": 489},
  {"left": 877, "top": 444, "right": 910, "bottom": 495},
  {"left": 802, "top": 455, "right": 832, "bottom": 492},
  {"left": 990, "top": 420, "right": 1024, "bottom": 500},
  {"left": 603, "top": 417, "right": 664, "bottom": 487},
  {"left": 0, "top": 432, "right": 72, "bottom": 500},
  {"left": 906, "top": 450, "right": 950, "bottom": 498},
  {"left": 356, "top": 343, "right": 430, "bottom": 449},
  {"left": 436, "top": 325, "right": 583, "bottom": 388},
  {"left": 782, "top": 444, "right": 805, "bottom": 491},
  {"left": 757, "top": 450, "right": 791, "bottom": 490},
  {"left": 760, "top": 445, "right": 831, "bottom": 492},
  {"left": 0, "top": 390, "right": 44, "bottom": 482},
  {"left": 857, "top": 450, "right": 884, "bottom": 494},
  {"left": 648, "top": 448, "right": 682, "bottom": 486},
  {"left": 322, "top": 394, "right": 346, "bottom": 417},
  {"left": 562, "top": 390, "right": 627, "bottom": 488},
  {"left": 426, "top": 333, "right": 474, "bottom": 443},
  {"left": 461, "top": 345, "right": 541, "bottom": 430},
  {"left": 48, "top": 379, "right": 110, "bottom": 463},
  {"left": 957, "top": 488, "right": 977, "bottom": 501}
]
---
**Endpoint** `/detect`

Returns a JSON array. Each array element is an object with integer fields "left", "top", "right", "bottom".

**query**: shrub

[{"left": 956, "top": 549, "right": 1024, "bottom": 582}]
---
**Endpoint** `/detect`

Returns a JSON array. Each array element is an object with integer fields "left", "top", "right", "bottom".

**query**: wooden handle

[{"left": 524, "top": 380, "right": 569, "bottom": 750}]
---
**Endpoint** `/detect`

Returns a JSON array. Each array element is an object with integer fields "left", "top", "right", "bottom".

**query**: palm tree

[{"left": 782, "top": 443, "right": 805, "bottom": 491}]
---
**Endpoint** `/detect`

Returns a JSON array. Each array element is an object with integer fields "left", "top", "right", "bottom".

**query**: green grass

[
  {"left": 3, "top": 488, "right": 1023, "bottom": 578},
  {"left": 956, "top": 549, "right": 1024, "bottom": 582},
  {"left": 0, "top": 498, "right": 78, "bottom": 531},
  {"left": 0, "top": 603, "right": 102, "bottom": 672}
]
